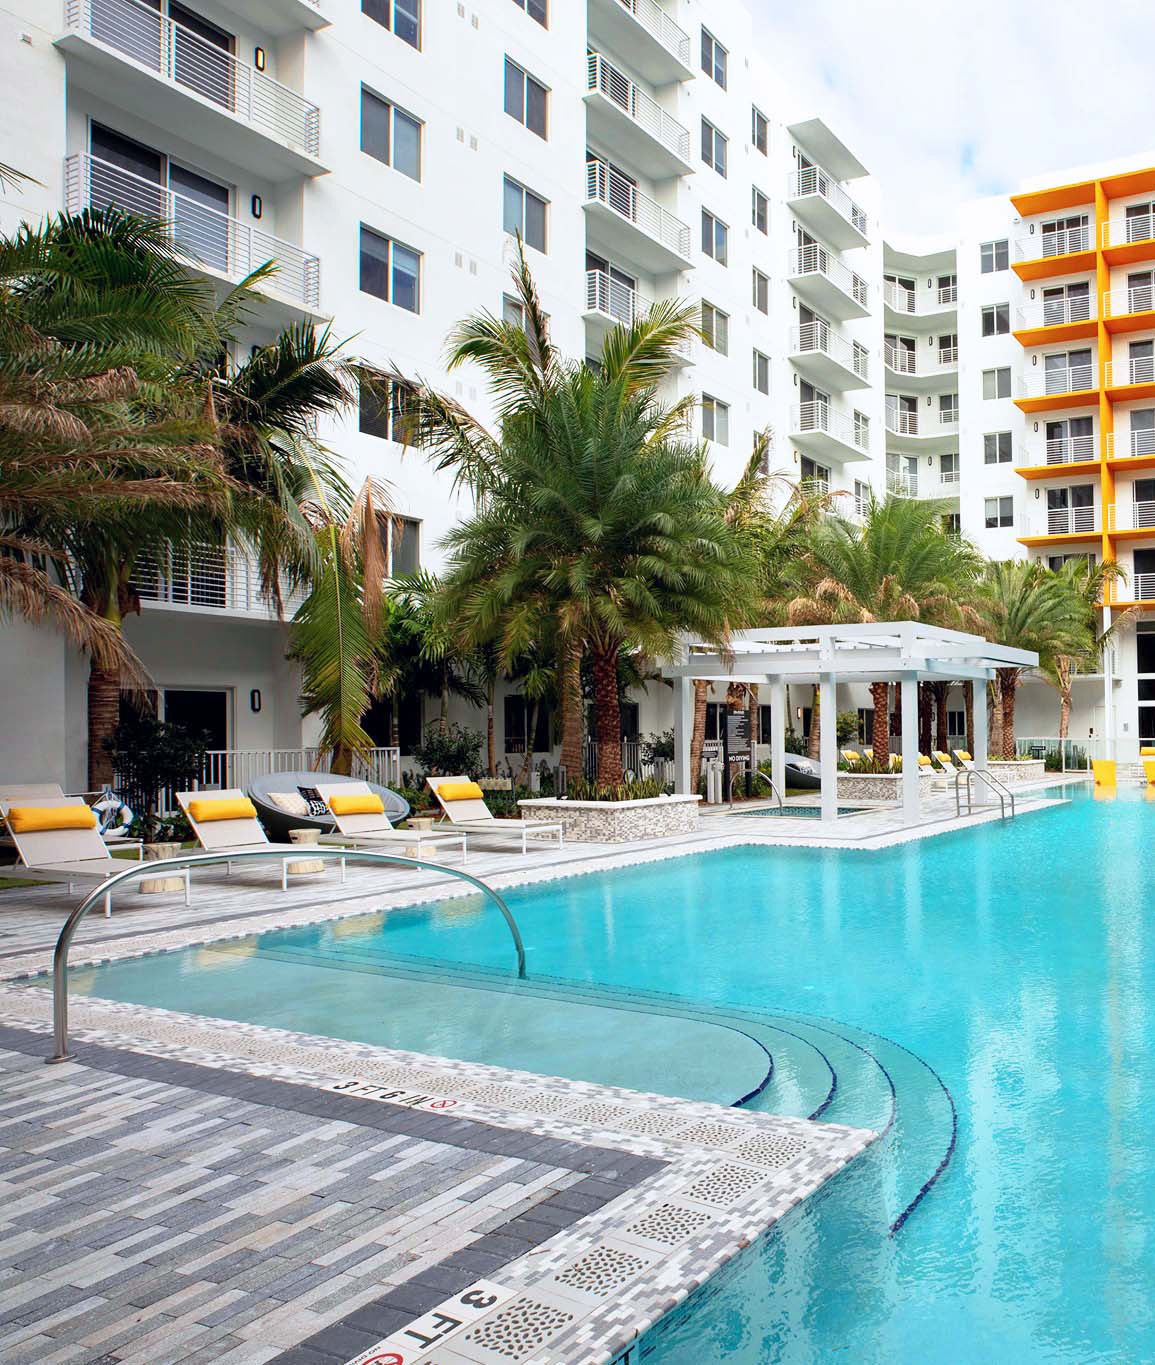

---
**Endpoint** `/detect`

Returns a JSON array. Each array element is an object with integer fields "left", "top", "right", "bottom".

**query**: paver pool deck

[{"left": 0, "top": 783, "right": 1080, "bottom": 1362}]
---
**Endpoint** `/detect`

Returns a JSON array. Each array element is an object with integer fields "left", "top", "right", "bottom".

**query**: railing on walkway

[
  {"left": 198, "top": 747, "right": 402, "bottom": 790},
  {"left": 1013, "top": 736, "right": 1093, "bottom": 771},
  {"left": 65, "top": 0, "right": 321, "bottom": 157},
  {"left": 65, "top": 154, "right": 321, "bottom": 307},
  {"left": 47, "top": 848, "right": 527, "bottom": 1062}
]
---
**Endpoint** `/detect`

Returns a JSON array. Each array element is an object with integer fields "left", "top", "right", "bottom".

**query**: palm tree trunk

[
  {"left": 1059, "top": 689, "right": 1071, "bottom": 740},
  {"left": 932, "top": 681, "right": 950, "bottom": 753},
  {"left": 690, "top": 680, "right": 709, "bottom": 788},
  {"left": 389, "top": 694, "right": 400, "bottom": 751},
  {"left": 592, "top": 646, "right": 623, "bottom": 785},
  {"left": 999, "top": 668, "right": 1018, "bottom": 760},
  {"left": 439, "top": 675, "right": 449, "bottom": 734},
  {"left": 559, "top": 640, "right": 583, "bottom": 784},
  {"left": 892, "top": 681, "right": 901, "bottom": 749},
  {"left": 963, "top": 680, "right": 975, "bottom": 755},
  {"left": 486, "top": 678, "right": 496, "bottom": 776},
  {"left": 331, "top": 741, "right": 353, "bottom": 777},
  {"left": 518, "top": 699, "right": 537, "bottom": 786},
  {"left": 807, "top": 684, "right": 820, "bottom": 760},
  {"left": 747, "top": 684, "right": 760, "bottom": 762},
  {"left": 870, "top": 681, "right": 890, "bottom": 765},
  {"left": 988, "top": 680, "right": 1002, "bottom": 758},
  {"left": 87, "top": 661, "right": 121, "bottom": 788},
  {"left": 918, "top": 683, "right": 932, "bottom": 756}
]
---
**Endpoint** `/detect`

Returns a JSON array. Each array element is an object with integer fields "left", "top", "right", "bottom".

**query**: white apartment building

[{"left": 0, "top": 0, "right": 1150, "bottom": 788}]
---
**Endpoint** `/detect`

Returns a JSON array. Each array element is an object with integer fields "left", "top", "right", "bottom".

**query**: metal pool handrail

[
  {"left": 47, "top": 847, "right": 527, "bottom": 1064},
  {"left": 954, "top": 767, "right": 1016, "bottom": 820},
  {"left": 726, "top": 767, "right": 784, "bottom": 808}
]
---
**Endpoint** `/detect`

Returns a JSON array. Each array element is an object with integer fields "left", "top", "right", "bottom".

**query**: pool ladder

[
  {"left": 954, "top": 767, "right": 1016, "bottom": 820},
  {"left": 725, "top": 767, "right": 784, "bottom": 809}
]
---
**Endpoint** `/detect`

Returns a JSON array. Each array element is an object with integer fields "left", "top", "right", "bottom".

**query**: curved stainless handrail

[
  {"left": 726, "top": 767, "right": 784, "bottom": 808},
  {"left": 47, "top": 847, "right": 527, "bottom": 1063},
  {"left": 954, "top": 767, "right": 1016, "bottom": 819}
]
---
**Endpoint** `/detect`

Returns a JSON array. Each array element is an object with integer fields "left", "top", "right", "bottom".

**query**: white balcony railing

[
  {"left": 1016, "top": 294, "right": 1095, "bottom": 329},
  {"left": 941, "top": 468, "right": 961, "bottom": 486},
  {"left": 1047, "top": 505, "right": 1098, "bottom": 535},
  {"left": 1045, "top": 434, "right": 1097, "bottom": 464},
  {"left": 1108, "top": 500, "right": 1155, "bottom": 532},
  {"left": 612, "top": 0, "right": 691, "bottom": 69},
  {"left": 134, "top": 542, "right": 309, "bottom": 617},
  {"left": 1132, "top": 572, "right": 1155, "bottom": 600},
  {"left": 887, "top": 469, "right": 918, "bottom": 496},
  {"left": 789, "top": 163, "right": 868, "bottom": 238},
  {"left": 65, "top": 0, "right": 320, "bottom": 158},
  {"left": 792, "top": 401, "right": 868, "bottom": 451},
  {"left": 65, "top": 154, "right": 320, "bottom": 307},
  {"left": 585, "top": 157, "right": 690, "bottom": 260},
  {"left": 883, "top": 344, "right": 959, "bottom": 375},
  {"left": 884, "top": 344, "right": 917, "bottom": 374},
  {"left": 198, "top": 746, "right": 402, "bottom": 792},
  {"left": 939, "top": 409, "right": 960, "bottom": 429},
  {"left": 1021, "top": 362, "right": 1096, "bottom": 398},
  {"left": 585, "top": 268, "right": 649, "bottom": 326},
  {"left": 791, "top": 321, "right": 869, "bottom": 381},
  {"left": 886, "top": 408, "right": 919, "bottom": 436},
  {"left": 1102, "top": 214, "right": 1155, "bottom": 248},
  {"left": 790, "top": 243, "right": 869, "bottom": 309},
  {"left": 1018, "top": 224, "right": 1092, "bottom": 260},
  {"left": 939, "top": 345, "right": 959, "bottom": 366},
  {"left": 1106, "top": 357, "right": 1155, "bottom": 388},
  {"left": 883, "top": 281, "right": 956, "bottom": 315},
  {"left": 587, "top": 51, "right": 690, "bottom": 163},
  {"left": 1105, "top": 284, "right": 1155, "bottom": 319},
  {"left": 1107, "top": 428, "right": 1155, "bottom": 459}
]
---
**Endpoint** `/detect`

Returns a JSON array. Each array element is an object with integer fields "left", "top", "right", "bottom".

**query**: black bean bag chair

[{"left": 246, "top": 771, "right": 410, "bottom": 841}]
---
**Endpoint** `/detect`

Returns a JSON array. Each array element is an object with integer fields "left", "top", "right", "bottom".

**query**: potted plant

[{"left": 105, "top": 709, "right": 207, "bottom": 893}]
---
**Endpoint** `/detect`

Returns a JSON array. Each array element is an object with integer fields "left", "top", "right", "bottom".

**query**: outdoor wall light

[
  {"left": 1034, "top": 488, "right": 1041, "bottom": 500},
  {"left": 254, "top": 46, "right": 266, "bottom": 71},
  {"left": 250, "top": 689, "right": 262, "bottom": 713},
  {"left": 251, "top": 195, "right": 263, "bottom": 219}
]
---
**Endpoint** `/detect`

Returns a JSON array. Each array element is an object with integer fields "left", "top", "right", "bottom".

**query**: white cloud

[{"left": 748, "top": 0, "right": 1155, "bottom": 232}]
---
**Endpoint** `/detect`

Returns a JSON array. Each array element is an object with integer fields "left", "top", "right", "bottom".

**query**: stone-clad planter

[
  {"left": 836, "top": 771, "right": 942, "bottom": 803},
  {"left": 988, "top": 759, "right": 1047, "bottom": 784},
  {"left": 519, "top": 794, "right": 700, "bottom": 843}
]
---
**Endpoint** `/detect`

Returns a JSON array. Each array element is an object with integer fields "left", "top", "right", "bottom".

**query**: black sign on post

[{"left": 723, "top": 709, "right": 751, "bottom": 804}]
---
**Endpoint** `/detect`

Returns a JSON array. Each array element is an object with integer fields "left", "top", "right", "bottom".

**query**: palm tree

[
  {"left": 973, "top": 560, "right": 1086, "bottom": 758},
  {"left": 408, "top": 245, "right": 752, "bottom": 785},
  {"left": 1039, "top": 559, "right": 1133, "bottom": 741},
  {"left": 786, "top": 494, "right": 982, "bottom": 764}
]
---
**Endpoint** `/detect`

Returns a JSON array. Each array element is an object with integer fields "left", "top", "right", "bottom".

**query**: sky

[{"left": 749, "top": 0, "right": 1155, "bottom": 235}]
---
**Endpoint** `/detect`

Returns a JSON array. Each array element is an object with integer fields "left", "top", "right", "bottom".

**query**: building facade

[{"left": 0, "top": 0, "right": 1151, "bottom": 785}]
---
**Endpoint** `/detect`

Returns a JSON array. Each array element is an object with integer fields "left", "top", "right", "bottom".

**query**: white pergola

[{"left": 663, "top": 622, "right": 1039, "bottom": 825}]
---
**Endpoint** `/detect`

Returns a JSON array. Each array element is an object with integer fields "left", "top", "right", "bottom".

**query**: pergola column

[
  {"left": 672, "top": 675, "right": 693, "bottom": 795},
  {"left": 819, "top": 673, "right": 838, "bottom": 823},
  {"left": 769, "top": 677, "right": 786, "bottom": 804},
  {"left": 901, "top": 675, "right": 920, "bottom": 824},
  {"left": 973, "top": 674, "right": 990, "bottom": 805}
]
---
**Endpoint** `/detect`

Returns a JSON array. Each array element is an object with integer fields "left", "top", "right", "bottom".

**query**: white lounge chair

[
  {"left": 314, "top": 782, "right": 468, "bottom": 868},
  {"left": 176, "top": 789, "right": 324, "bottom": 892},
  {"left": 952, "top": 749, "right": 977, "bottom": 771},
  {"left": 426, "top": 775, "right": 564, "bottom": 854},
  {"left": 0, "top": 795, "right": 185, "bottom": 917}
]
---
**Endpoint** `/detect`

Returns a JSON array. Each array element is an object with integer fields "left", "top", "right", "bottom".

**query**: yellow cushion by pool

[
  {"left": 188, "top": 797, "right": 257, "bottom": 823},
  {"left": 438, "top": 781, "right": 485, "bottom": 802},
  {"left": 918, "top": 755, "right": 933, "bottom": 767},
  {"left": 1141, "top": 747, "right": 1155, "bottom": 757},
  {"left": 328, "top": 793, "right": 385, "bottom": 816},
  {"left": 956, "top": 751, "right": 972, "bottom": 762},
  {"left": 6, "top": 805, "right": 97, "bottom": 834},
  {"left": 1144, "top": 759, "right": 1155, "bottom": 785}
]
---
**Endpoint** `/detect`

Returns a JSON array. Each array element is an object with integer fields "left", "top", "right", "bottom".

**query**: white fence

[{"left": 198, "top": 747, "right": 402, "bottom": 791}]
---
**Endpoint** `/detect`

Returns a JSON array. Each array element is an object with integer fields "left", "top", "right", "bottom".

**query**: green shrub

[
  {"left": 640, "top": 729, "right": 674, "bottom": 763},
  {"left": 566, "top": 776, "right": 671, "bottom": 801},
  {"left": 412, "top": 724, "right": 483, "bottom": 777},
  {"left": 836, "top": 711, "right": 860, "bottom": 745}
]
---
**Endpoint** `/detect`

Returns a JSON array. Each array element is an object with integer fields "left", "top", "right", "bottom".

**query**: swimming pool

[{"left": 62, "top": 782, "right": 1155, "bottom": 1361}]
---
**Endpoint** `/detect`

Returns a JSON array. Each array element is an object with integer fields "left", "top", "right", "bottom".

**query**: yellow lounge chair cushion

[
  {"left": 1092, "top": 760, "right": 1117, "bottom": 786},
  {"left": 956, "top": 751, "right": 972, "bottom": 762},
  {"left": 328, "top": 793, "right": 385, "bottom": 816},
  {"left": 1141, "top": 747, "right": 1155, "bottom": 757},
  {"left": 438, "top": 781, "right": 485, "bottom": 802},
  {"left": 6, "top": 805, "right": 97, "bottom": 834},
  {"left": 918, "top": 755, "right": 933, "bottom": 767},
  {"left": 188, "top": 797, "right": 257, "bottom": 823}
]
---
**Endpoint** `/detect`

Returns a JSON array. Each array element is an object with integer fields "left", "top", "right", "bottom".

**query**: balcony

[
  {"left": 1130, "top": 571, "right": 1155, "bottom": 601},
  {"left": 885, "top": 406, "right": 959, "bottom": 454},
  {"left": 789, "top": 401, "right": 870, "bottom": 462},
  {"left": 882, "top": 280, "right": 957, "bottom": 325},
  {"left": 1046, "top": 433, "right": 1098, "bottom": 464},
  {"left": 789, "top": 321, "right": 870, "bottom": 390},
  {"left": 786, "top": 163, "right": 869, "bottom": 250},
  {"left": 788, "top": 243, "right": 869, "bottom": 320},
  {"left": 57, "top": 0, "right": 325, "bottom": 180},
  {"left": 1105, "top": 356, "right": 1155, "bottom": 402},
  {"left": 885, "top": 468, "right": 957, "bottom": 499},
  {"left": 1014, "top": 293, "right": 1097, "bottom": 346},
  {"left": 587, "top": 0, "right": 693, "bottom": 83},
  {"left": 582, "top": 269, "right": 691, "bottom": 363},
  {"left": 585, "top": 51, "right": 691, "bottom": 178},
  {"left": 1102, "top": 212, "right": 1155, "bottom": 267},
  {"left": 135, "top": 543, "right": 308, "bottom": 619},
  {"left": 1013, "top": 225, "right": 1095, "bottom": 281},
  {"left": 1103, "top": 283, "right": 1155, "bottom": 333},
  {"left": 66, "top": 154, "right": 321, "bottom": 312},
  {"left": 1106, "top": 429, "right": 1155, "bottom": 463},
  {"left": 1107, "top": 499, "right": 1155, "bottom": 534},
  {"left": 1016, "top": 361, "right": 1097, "bottom": 413},
  {"left": 1020, "top": 504, "right": 1099, "bottom": 543},
  {"left": 883, "top": 342, "right": 959, "bottom": 389},
  {"left": 584, "top": 158, "right": 691, "bottom": 272}
]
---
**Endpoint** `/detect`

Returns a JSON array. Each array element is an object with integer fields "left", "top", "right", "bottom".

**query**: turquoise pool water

[{"left": 65, "top": 782, "right": 1155, "bottom": 1361}]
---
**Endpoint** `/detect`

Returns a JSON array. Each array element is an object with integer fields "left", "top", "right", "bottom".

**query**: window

[
  {"left": 702, "top": 394, "right": 729, "bottom": 445},
  {"left": 701, "top": 119, "right": 727, "bottom": 177},
  {"left": 511, "top": 0, "right": 547, "bottom": 26},
  {"left": 753, "top": 350, "right": 770, "bottom": 395},
  {"left": 503, "top": 175, "right": 547, "bottom": 252},
  {"left": 984, "top": 495, "right": 1014, "bottom": 529},
  {"left": 701, "top": 302, "right": 729, "bottom": 354},
  {"left": 701, "top": 27, "right": 727, "bottom": 87},
  {"left": 752, "top": 106, "right": 768, "bottom": 155},
  {"left": 502, "top": 293, "right": 526, "bottom": 329},
  {"left": 752, "top": 187, "right": 768, "bottom": 235},
  {"left": 854, "top": 480, "right": 870, "bottom": 517},
  {"left": 362, "top": 0, "right": 420, "bottom": 49},
  {"left": 361, "top": 88, "right": 421, "bottom": 180},
  {"left": 980, "top": 239, "right": 1009, "bottom": 273},
  {"left": 359, "top": 225, "right": 420, "bottom": 312},
  {"left": 702, "top": 209, "right": 728, "bottom": 264},
  {"left": 982, "top": 367, "right": 1011, "bottom": 399},
  {"left": 981, "top": 302, "right": 1010, "bottom": 336},
  {"left": 360, "top": 377, "right": 418, "bottom": 443},
  {"left": 382, "top": 515, "right": 420, "bottom": 575},
  {"left": 504, "top": 58, "right": 547, "bottom": 139},
  {"left": 752, "top": 268, "right": 769, "bottom": 313},
  {"left": 940, "top": 393, "right": 959, "bottom": 425},
  {"left": 853, "top": 410, "right": 870, "bottom": 446},
  {"left": 984, "top": 431, "right": 1012, "bottom": 464},
  {"left": 504, "top": 695, "right": 551, "bottom": 753}
]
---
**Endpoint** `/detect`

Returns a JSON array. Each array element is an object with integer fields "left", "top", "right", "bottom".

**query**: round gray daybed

[{"left": 247, "top": 771, "right": 410, "bottom": 842}]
